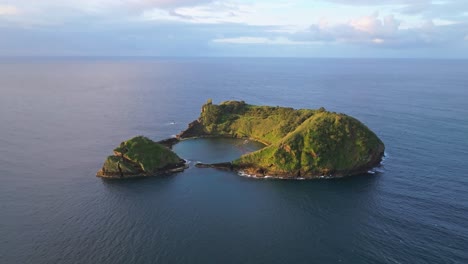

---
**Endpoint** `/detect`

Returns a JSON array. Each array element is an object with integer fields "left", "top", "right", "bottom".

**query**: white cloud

[
  {"left": 1, "top": 0, "right": 467, "bottom": 56},
  {"left": 0, "top": 5, "right": 19, "bottom": 16},
  {"left": 143, "top": 2, "right": 252, "bottom": 24},
  {"left": 373, "top": 38, "right": 385, "bottom": 44},
  {"left": 293, "top": 13, "right": 403, "bottom": 44},
  {"left": 130, "top": 0, "right": 214, "bottom": 8},
  {"left": 432, "top": 18, "right": 458, "bottom": 26},
  {"left": 350, "top": 13, "right": 400, "bottom": 35},
  {"left": 213, "top": 36, "right": 312, "bottom": 45},
  {"left": 288, "top": 13, "right": 466, "bottom": 48},
  {"left": 143, "top": 1, "right": 318, "bottom": 30}
]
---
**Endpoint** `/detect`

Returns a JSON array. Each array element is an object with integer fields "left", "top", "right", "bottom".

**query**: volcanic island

[{"left": 97, "top": 100, "right": 385, "bottom": 179}]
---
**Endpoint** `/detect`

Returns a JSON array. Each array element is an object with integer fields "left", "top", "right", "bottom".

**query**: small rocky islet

[
  {"left": 96, "top": 136, "right": 187, "bottom": 178},
  {"left": 97, "top": 100, "right": 385, "bottom": 179}
]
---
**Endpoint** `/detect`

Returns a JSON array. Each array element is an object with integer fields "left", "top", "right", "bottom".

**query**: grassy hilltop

[
  {"left": 97, "top": 136, "right": 186, "bottom": 178},
  {"left": 179, "top": 100, "right": 385, "bottom": 178}
]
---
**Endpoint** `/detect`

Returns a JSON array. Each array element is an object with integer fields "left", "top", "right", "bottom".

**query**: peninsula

[{"left": 97, "top": 100, "right": 385, "bottom": 179}]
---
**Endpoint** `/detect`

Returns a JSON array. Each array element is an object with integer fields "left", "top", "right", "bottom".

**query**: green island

[
  {"left": 97, "top": 100, "right": 385, "bottom": 179},
  {"left": 96, "top": 136, "right": 187, "bottom": 178}
]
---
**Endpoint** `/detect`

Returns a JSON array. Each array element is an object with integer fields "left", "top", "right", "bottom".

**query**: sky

[{"left": 0, "top": 0, "right": 468, "bottom": 57}]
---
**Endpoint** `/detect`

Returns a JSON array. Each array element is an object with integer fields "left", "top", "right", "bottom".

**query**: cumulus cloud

[
  {"left": 350, "top": 13, "right": 400, "bottom": 35},
  {"left": 288, "top": 14, "right": 404, "bottom": 46},
  {"left": 179, "top": 9, "right": 467, "bottom": 50},
  {"left": 272, "top": 14, "right": 467, "bottom": 49}
]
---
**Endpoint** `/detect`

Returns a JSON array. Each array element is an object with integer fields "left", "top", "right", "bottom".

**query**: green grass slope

[
  {"left": 197, "top": 100, "right": 317, "bottom": 144},
  {"left": 234, "top": 112, "right": 385, "bottom": 177}
]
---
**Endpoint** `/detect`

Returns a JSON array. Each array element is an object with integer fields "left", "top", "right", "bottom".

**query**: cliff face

[
  {"left": 179, "top": 100, "right": 385, "bottom": 178},
  {"left": 97, "top": 136, "right": 186, "bottom": 178}
]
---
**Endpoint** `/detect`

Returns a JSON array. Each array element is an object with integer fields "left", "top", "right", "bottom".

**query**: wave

[
  {"left": 380, "top": 151, "right": 389, "bottom": 165},
  {"left": 367, "top": 152, "right": 388, "bottom": 174},
  {"left": 238, "top": 171, "right": 326, "bottom": 180}
]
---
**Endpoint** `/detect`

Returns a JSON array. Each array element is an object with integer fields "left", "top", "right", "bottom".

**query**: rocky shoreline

[
  {"left": 193, "top": 153, "right": 384, "bottom": 180},
  {"left": 97, "top": 160, "right": 187, "bottom": 179}
]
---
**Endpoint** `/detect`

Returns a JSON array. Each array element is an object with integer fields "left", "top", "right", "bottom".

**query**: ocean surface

[{"left": 0, "top": 58, "right": 467, "bottom": 263}]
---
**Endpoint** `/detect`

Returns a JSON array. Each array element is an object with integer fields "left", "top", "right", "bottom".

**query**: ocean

[{"left": 0, "top": 58, "right": 467, "bottom": 263}]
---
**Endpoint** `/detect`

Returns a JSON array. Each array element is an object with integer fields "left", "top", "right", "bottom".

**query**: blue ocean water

[{"left": 0, "top": 58, "right": 467, "bottom": 263}]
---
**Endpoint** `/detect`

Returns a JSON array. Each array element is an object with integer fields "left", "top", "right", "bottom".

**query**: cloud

[
  {"left": 318, "top": 0, "right": 468, "bottom": 23},
  {"left": 121, "top": 0, "right": 215, "bottom": 12},
  {"left": 289, "top": 14, "right": 404, "bottom": 46},
  {"left": 130, "top": 0, "right": 211, "bottom": 7},
  {"left": 143, "top": 2, "right": 248, "bottom": 24},
  {"left": 350, "top": 13, "right": 400, "bottom": 36},
  {"left": 213, "top": 36, "right": 311, "bottom": 45},
  {"left": 395, "top": 0, "right": 468, "bottom": 20},
  {"left": 142, "top": 1, "right": 309, "bottom": 28},
  {"left": 0, "top": 5, "right": 19, "bottom": 16},
  {"left": 218, "top": 20, "right": 467, "bottom": 50},
  {"left": 280, "top": 13, "right": 468, "bottom": 49},
  {"left": 0, "top": 0, "right": 214, "bottom": 23},
  {"left": 0, "top": 0, "right": 467, "bottom": 57},
  {"left": 323, "top": 0, "right": 430, "bottom": 5}
]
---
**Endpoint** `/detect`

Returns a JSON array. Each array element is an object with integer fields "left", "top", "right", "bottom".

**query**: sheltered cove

[{"left": 97, "top": 100, "right": 385, "bottom": 179}]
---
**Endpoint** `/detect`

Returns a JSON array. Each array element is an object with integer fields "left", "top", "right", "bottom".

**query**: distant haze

[{"left": 1, "top": 0, "right": 468, "bottom": 58}]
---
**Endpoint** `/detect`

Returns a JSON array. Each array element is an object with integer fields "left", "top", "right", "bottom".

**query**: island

[
  {"left": 97, "top": 100, "right": 385, "bottom": 179},
  {"left": 97, "top": 136, "right": 187, "bottom": 179}
]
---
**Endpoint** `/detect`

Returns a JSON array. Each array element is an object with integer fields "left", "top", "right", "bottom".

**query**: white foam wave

[
  {"left": 238, "top": 171, "right": 314, "bottom": 180},
  {"left": 380, "top": 152, "right": 389, "bottom": 165}
]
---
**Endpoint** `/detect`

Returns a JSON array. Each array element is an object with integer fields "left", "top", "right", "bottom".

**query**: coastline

[
  {"left": 193, "top": 152, "right": 384, "bottom": 180},
  {"left": 97, "top": 162, "right": 188, "bottom": 179}
]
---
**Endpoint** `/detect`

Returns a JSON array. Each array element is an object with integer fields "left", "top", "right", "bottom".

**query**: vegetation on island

[
  {"left": 179, "top": 100, "right": 385, "bottom": 178},
  {"left": 97, "top": 136, "right": 186, "bottom": 178}
]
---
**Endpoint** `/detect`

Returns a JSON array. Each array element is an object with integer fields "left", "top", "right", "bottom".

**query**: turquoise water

[{"left": 0, "top": 58, "right": 467, "bottom": 263}]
